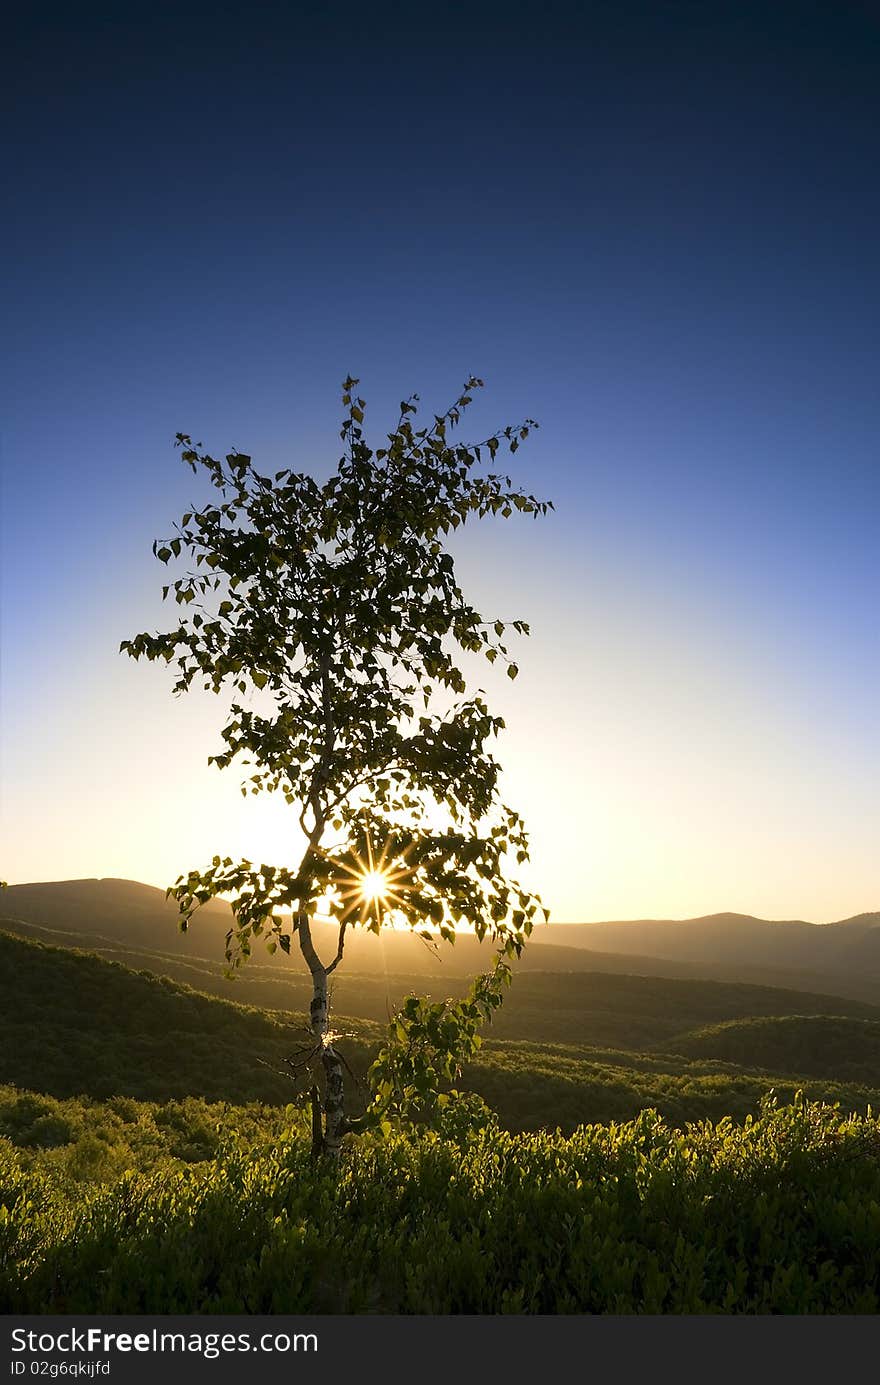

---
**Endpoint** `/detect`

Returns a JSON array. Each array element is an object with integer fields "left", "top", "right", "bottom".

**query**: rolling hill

[
  {"left": 5, "top": 879, "right": 880, "bottom": 1006},
  {"left": 537, "top": 910, "right": 880, "bottom": 978},
  {"left": 667, "top": 1014, "right": 880, "bottom": 1083},
  {"left": 6, "top": 927, "right": 880, "bottom": 1132}
]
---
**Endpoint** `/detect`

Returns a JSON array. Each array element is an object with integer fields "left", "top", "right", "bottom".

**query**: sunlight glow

[
  {"left": 359, "top": 870, "right": 390, "bottom": 903},
  {"left": 327, "top": 830, "right": 417, "bottom": 929}
]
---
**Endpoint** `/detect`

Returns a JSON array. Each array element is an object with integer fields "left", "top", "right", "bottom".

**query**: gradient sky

[{"left": 2, "top": 0, "right": 878, "bottom": 923}]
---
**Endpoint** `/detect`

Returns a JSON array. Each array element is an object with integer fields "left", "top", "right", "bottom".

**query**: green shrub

[
  {"left": 6, "top": 1095, "right": 880, "bottom": 1314},
  {"left": 0, "top": 1094, "right": 77, "bottom": 1149}
]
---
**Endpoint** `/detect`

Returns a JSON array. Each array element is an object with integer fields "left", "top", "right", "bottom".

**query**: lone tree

[{"left": 123, "top": 378, "right": 551, "bottom": 1156}]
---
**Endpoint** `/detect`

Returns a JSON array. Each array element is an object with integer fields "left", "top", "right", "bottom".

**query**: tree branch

[{"left": 325, "top": 919, "right": 348, "bottom": 975}]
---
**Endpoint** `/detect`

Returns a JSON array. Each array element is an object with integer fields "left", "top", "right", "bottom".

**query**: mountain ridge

[{"left": 4, "top": 879, "right": 880, "bottom": 1005}]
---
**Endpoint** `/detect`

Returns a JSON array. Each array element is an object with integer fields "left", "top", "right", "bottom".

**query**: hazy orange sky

[{"left": 2, "top": 498, "right": 877, "bottom": 923}]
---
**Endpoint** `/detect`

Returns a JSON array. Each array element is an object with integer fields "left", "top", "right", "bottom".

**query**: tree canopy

[{"left": 122, "top": 377, "right": 551, "bottom": 1152}]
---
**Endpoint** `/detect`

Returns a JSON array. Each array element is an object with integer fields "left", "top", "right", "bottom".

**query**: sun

[
  {"left": 323, "top": 826, "right": 416, "bottom": 928},
  {"left": 359, "top": 870, "right": 389, "bottom": 904}
]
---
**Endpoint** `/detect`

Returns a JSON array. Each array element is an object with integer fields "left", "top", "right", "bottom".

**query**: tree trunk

[
  {"left": 297, "top": 911, "right": 348, "bottom": 1159},
  {"left": 308, "top": 1084, "right": 323, "bottom": 1162}
]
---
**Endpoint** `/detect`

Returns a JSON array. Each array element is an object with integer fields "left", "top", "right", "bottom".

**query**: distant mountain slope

[
  {"left": 5, "top": 929, "right": 880, "bottom": 1132},
  {"left": 4, "top": 879, "right": 880, "bottom": 1006},
  {"left": 0, "top": 879, "right": 235, "bottom": 962},
  {"left": 533, "top": 910, "right": 880, "bottom": 978},
  {"left": 0, "top": 878, "right": 752, "bottom": 981},
  {"left": 0, "top": 877, "right": 548, "bottom": 974},
  {"left": 5, "top": 916, "right": 880, "bottom": 1046}
]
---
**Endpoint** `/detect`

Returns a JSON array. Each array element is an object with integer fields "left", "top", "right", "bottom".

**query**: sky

[{"left": 2, "top": 0, "right": 878, "bottom": 924}]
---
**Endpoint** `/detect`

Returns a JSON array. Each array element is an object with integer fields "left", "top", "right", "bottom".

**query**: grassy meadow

[{"left": 4, "top": 908, "right": 880, "bottom": 1313}]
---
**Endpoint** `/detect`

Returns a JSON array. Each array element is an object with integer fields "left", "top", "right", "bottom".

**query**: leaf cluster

[{"left": 121, "top": 379, "right": 551, "bottom": 962}]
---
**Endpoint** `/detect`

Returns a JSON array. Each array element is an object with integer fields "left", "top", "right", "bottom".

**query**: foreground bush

[{"left": 4, "top": 1096, "right": 880, "bottom": 1313}]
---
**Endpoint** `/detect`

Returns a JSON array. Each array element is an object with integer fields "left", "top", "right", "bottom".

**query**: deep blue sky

[{"left": 2, "top": 1, "right": 878, "bottom": 920}]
